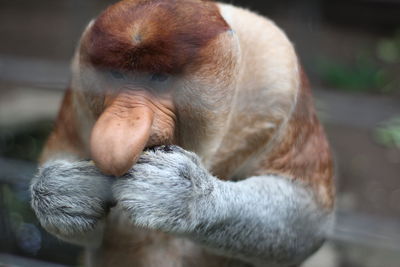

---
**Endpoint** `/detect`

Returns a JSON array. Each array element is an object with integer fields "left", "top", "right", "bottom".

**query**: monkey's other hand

[
  {"left": 113, "top": 145, "right": 219, "bottom": 235},
  {"left": 30, "top": 160, "right": 113, "bottom": 247}
]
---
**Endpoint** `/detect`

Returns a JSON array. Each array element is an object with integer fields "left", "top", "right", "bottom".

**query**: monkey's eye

[
  {"left": 151, "top": 73, "right": 169, "bottom": 82},
  {"left": 110, "top": 70, "right": 125, "bottom": 80}
]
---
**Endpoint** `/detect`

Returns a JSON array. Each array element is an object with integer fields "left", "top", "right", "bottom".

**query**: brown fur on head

[{"left": 81, "top": 0, "right": 229, "bottom": 74}]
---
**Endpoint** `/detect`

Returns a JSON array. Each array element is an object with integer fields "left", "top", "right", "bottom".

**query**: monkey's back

[{"left": 211, "top": 3, "right": 301, "bottom": 180}]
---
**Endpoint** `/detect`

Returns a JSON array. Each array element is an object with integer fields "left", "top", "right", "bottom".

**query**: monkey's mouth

[{"left": 90, "top": 89, "right": 176, "bottom": 177}]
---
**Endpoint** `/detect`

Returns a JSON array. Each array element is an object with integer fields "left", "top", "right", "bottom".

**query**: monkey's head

[{"left": 73, "top": 0, "right": 240, "bottom": 176}]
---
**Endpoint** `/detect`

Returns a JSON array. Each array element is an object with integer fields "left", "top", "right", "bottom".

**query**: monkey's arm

[
  {"left": 31, "top": 89, "right": 112, "bottom": 247},
  {"left": 114, "top": 146, "right": 333, "bottom": 267}
]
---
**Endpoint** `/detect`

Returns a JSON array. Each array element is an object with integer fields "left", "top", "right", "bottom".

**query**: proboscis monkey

[{"left": 30, "top": 0, "right": 335, "bottom": 266}]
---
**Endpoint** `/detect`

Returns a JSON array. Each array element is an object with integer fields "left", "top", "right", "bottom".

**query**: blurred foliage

[
  {"left": 374, "top": 116, "right": 400, "bottom": 149},
  {"left": 0, "top": 120, "right": 53, "bottom": 161},
  {"left": 377, "top": 31, "right": 400, "bottom": 64},
  {"left": 316, "top": 55, "right": 389, "bottom": 93},
  {"left": 316, "top": 31, "right": 400, "bottom": 94}
]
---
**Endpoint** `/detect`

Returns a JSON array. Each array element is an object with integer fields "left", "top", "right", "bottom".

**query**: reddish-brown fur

[
  {"left": 256, "top": 69, "right": 335, "bottom": 209},
  {"left": 40, "top": 89, "right": 86, "bottom": 163},
  {"left": 82, "top": 0, "right": 229, "bottom": 75}
]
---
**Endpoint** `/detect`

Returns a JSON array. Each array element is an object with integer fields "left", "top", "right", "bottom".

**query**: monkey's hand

[
  {"left": 113, "top": 145, "right": 219, "bottom": 235},
  {"left": 114, "top": 146, "right": 332, "bottom": 266},
  {"left": 30, "top": 160, "right": 113, "bottom": 247}
]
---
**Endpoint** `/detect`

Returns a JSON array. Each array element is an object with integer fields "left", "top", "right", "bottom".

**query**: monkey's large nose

[{"left": 90, "top": 91, "right": 155, "bottom": 176}]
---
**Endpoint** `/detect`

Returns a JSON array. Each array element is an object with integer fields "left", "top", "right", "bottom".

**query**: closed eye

[
  {"left": 151, "top": 73, "right": 169, "bottom": 82},
  {"left": 110, "top": 70, "right": 125, "bottom": 80}
]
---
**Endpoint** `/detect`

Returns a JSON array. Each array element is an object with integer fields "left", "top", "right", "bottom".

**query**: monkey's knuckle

[
  {"left": 180, "top": 150, "right": 201, "bottom": 164},
  {"left": 162, "top": 146, "right": 200, "bottom": 164},
  {"left": 141, "top": 145, "right": 198, "bottom": 165},
  {"left": 136, "top": 152, "right": 155, "bottom": 165},
  {"left": 146, "top": 145, "right": 181, "bottom": 154}
]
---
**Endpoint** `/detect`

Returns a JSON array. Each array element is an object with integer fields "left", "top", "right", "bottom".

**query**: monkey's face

[{"left": 73, "top": 0, "right": 240, "bottom": 176}]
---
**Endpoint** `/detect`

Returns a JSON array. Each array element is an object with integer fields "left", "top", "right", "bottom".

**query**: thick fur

[
  {"left": 114, "top": 146, "right": 331, "bottom": 266},
  {"left": 114, "top": 146, "right": 216, "bottom": 234},
  {"left": 32, "top": 146, "right": 332, "bottom": 266},
  {"left": 31, "top": 160, "right": 113, "bottom": 247}
]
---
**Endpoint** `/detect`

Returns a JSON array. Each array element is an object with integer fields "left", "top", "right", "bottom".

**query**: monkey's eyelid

[
  {"left": 151, "top": 73, "right": 169, "bottom": 82},
  {"left": 110, "top": 70, "right": 125, "bottom": 80}
]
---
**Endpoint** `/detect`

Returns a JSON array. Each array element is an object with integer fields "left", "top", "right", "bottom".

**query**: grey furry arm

[
  {"left": 192, "top": 177, "right": 331, "bottom": 266},
  {"left": 114, "top": 146, "right": 333, "bottom": 266}
]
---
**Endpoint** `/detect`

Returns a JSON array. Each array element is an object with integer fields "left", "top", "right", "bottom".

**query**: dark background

[{"left": 1, "top": 0, "right": 400, "bottom": 266}]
